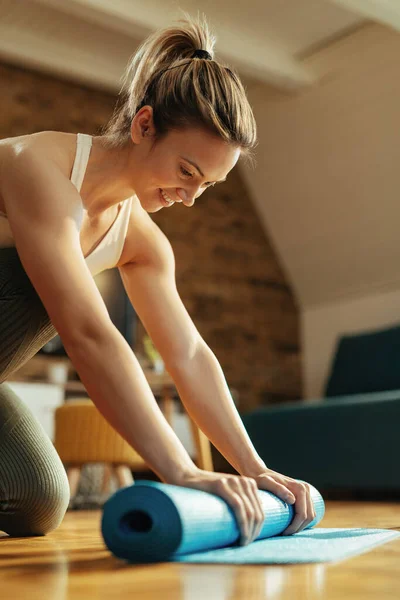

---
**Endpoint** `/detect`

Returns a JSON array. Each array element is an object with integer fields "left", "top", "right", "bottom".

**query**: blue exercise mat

[{"left": 101, "top": 480, "right": 400, "bottom": 564}]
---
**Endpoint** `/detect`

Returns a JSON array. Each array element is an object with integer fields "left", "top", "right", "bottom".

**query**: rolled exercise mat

[
  {"left": 102, "top": 480, "right": 400, "bottom": 564},
  {"left": 101, "top": 479, "right": 323, "bottom": 562}
]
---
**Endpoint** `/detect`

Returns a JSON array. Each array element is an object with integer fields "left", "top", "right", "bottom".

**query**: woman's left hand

[{"left": 242, "top": 466, "right": 317, "bottom": 539}]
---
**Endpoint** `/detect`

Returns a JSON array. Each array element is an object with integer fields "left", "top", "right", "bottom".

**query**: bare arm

[
  {"left": 120, "top": 211, "right": 314, "bottom": 543},
  {"left": 167, "top": 343, "right": 267, "bottom": 476},
  {"left": 67, "top": 328, "right": 198, "bottom": 484},
  {"left": 1, "top": 147, "right": 198, "bottom": 484},
  {"left": 119, "top": 225, "right": 267, "bottom": 476}
]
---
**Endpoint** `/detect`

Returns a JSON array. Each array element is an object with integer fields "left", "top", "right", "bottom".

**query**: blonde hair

[{"left": 101, "top": 13, "right": 257, "bottom": 165}]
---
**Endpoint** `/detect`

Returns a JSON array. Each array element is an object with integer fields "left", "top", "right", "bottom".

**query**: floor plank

[{"left": 0, "top": 501, "right": 399, "bottom": 599}]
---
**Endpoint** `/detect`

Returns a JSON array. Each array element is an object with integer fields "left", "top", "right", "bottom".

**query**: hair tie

[
  {"left": 137, "top": 48, "right": 213, "bottom": 111},
  {"left": 191, "top": 49, "right": 212, "bottom": 60},
  {"left": 156, "top": 48, "right": 213, "bottom": 80}
]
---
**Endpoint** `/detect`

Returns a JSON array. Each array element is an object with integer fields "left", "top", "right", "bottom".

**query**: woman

[{"left": 0, "top": 15, "right": 314, "bottom": 544}]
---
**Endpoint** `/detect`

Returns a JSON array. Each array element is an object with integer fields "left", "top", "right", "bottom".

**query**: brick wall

[{"left": 0, "top": 61, "right": 302, "bottom": 414}]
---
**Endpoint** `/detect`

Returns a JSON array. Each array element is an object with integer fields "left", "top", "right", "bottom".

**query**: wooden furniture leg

[
  {"left": 188, "top": 417, "right": 214, "bottom": 471},
  {"left": 160, "top": 385, "right": 174, "bottom": 425},
  {"left": 67, "top": 465, "right": 82, "bottom": 498},
  {"left": 101, "top": 464, "right": 114, "bottom": 494},
  {"left": 160, "top": 386, "right": 214, "bottom": 472},
  {"left": 113, "top": 465, "right": 134, "bottom": 488}
]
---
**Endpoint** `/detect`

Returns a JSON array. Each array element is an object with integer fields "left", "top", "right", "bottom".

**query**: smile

[{"left": 159, "top": 188, "right": 174, "bottom": 207}]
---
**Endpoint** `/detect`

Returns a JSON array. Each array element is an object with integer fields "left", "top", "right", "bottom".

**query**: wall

[
  {"left": 303, "top": 288, "right": 400, "bottom": 401},
  {"left": 0, "top": 60, "right": 301, "bottom": 412},
  {"left": 240, "top": 23, "right": 400, "bottom": 398}
]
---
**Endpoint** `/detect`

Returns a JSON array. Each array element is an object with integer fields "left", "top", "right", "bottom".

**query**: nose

[{"left": 176, "top": 187, "right": 201, "bottom": 207}]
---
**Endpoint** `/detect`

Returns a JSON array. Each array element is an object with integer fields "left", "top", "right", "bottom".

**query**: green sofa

[{"left": 241, "top": 323, "right": 400, "bottom": 495}]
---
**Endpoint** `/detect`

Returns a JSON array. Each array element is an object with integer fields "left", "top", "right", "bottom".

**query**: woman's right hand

[{"left": 173, "top": 468, "right": 267, "bottom": 547}]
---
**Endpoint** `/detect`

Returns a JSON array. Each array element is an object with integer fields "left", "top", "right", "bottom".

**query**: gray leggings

[{"left": 0, "top": 247, "right": 70, "bottom": 536}]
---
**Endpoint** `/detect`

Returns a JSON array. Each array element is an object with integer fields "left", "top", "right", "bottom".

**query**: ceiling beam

[
  {"left": 330, "top": 0, "right": 400, "bottom": 33},
  {"left": 32, "top": 0, "right": 315, "bottom": 90},
  {"left": 0, "top": 11, "right": 125, "bottom": 92}
]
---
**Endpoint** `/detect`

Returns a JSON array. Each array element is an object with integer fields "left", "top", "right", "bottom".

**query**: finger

[
  {"left": 232, "top": 478, "right": 256, "bottom": 545},
  {"left": 237, "top": 478, "right": 260, "bottom": 544},
  {"left": 219, "top": 479, "right": 251, "bottom": 546},
  {"left": 281, "top": 483, "right": 308, "bottom": 536},
  {"left": 265, "top": 469, "right": 298, "bottom": 490},
  {"left": 296, "top": 484, "right": 316, "bottom": 533},
  {"left": 258, "top": 474, "right": 296, "bottom": 505},
  {"left": 243, "top": 478, "right": 265, "bottom": 542}
]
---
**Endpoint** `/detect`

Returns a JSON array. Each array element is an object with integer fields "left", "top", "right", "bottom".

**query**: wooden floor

[{"left": 1, "top": 501, "right": 399, "bottom": 599}]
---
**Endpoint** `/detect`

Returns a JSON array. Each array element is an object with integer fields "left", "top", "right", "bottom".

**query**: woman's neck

[{"left": 80, "top": 135, "right": 137, "bottom": 217}]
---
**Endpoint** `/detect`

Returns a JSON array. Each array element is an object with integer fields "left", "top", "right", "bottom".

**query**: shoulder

[
  {"left": 117, "top": 198, "right": 175, "bottom": 271},
  {"left": 0, "top": 131, "right": 76, "bottom": 177},
  {"left": 0, "top": 131, "right": 80, "bottom": 218}
]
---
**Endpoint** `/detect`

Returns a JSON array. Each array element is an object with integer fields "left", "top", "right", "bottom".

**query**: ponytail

[{"left": 101, "top": 12, "right": 257, "bottom": 164}]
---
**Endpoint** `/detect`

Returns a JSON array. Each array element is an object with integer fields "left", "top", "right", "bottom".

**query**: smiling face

[{"left": 129, "top": 106, "right": 241, "bottom": 213}]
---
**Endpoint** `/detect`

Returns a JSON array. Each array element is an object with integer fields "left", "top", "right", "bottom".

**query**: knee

[
  {"left": 2, "top": 463, "right": 71, "bottom": 537},
  {"left": 0, "top": 383, "right": 71, "bottom": 537},
  {"left": 23, "top": 468, "right": 71, "bottom": 536}
]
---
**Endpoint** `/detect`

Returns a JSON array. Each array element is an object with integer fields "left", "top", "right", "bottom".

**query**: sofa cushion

[{"left": 325, "top": 323, "right": 400, "bottom": 397}]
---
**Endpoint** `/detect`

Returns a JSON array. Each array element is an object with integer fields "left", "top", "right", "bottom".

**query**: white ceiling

[{"left": 0, "top": 0, "right": 366, "bottom": 92}]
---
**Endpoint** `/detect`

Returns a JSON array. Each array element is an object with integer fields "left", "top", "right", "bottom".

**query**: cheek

[
  {"left": 150, "top": 156, "right": 176, "bottom": 185},
  {"left": 149, "top": 168, "right": 172, "bottom": 188}
]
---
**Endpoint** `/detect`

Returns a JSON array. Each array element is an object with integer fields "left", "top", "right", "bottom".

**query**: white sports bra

[{"left": 0, "top": 133, "right": 133, "bottom": 276}]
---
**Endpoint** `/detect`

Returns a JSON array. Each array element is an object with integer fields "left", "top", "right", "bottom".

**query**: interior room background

[{"left": 1, "top": 20, "right": 399, "bottom": 414}]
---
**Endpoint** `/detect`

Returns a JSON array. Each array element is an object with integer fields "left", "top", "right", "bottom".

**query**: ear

[{"left": 131, "top": 106, "right": 156, "bottom": 144}]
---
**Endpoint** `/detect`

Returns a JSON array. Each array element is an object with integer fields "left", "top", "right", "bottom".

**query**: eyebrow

[{"left": 180, "top": 156, "right": 227, "bottom": 184}]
